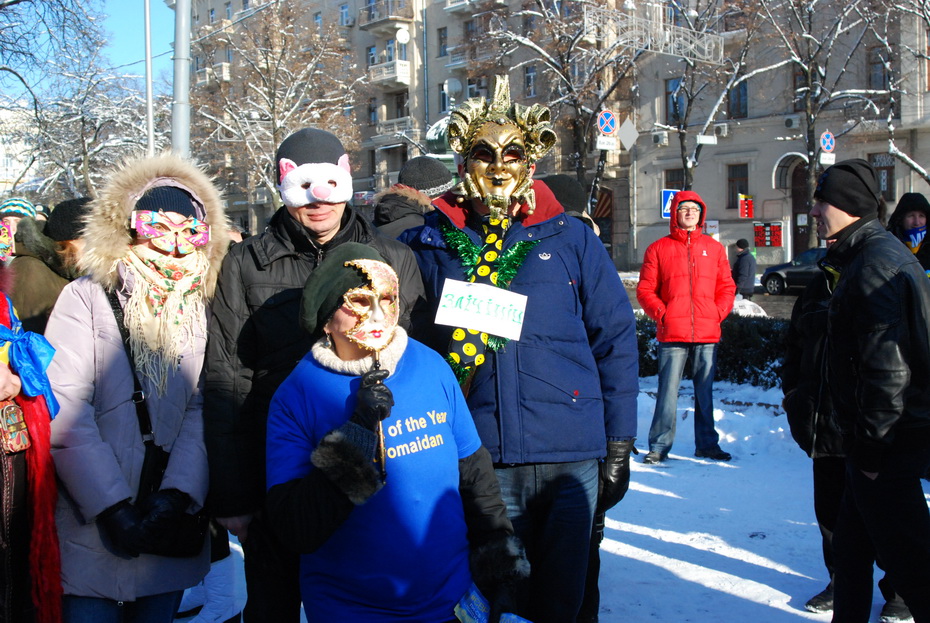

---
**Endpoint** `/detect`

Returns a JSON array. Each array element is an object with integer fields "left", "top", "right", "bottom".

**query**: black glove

[
  {"left": 596, "top": 439, "right": 637, "bottom": 514},
  {"left": 98, "top": 500, "right": 145, "bottom": 557},
  {"left": 470, "top": 535, "right": 530, "bottom": 623},
  {"left": 136, "top": 488, "right": 192, "bottom": 553},
  {"left": 349, "top": 368, "right": 394, "bottom": 430}
]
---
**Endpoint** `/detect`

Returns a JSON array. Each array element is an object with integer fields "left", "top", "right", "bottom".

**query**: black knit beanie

[
  {"left": 736, "top": 238, "right": 750, "bottom": 250},
  {"left": 46, "top": 197, "right": 92, "bottom": 242},
  {"left": 539, "top": 174, "right": 586, "bottom": 213},
  {"left": 134, "top": 186, "right": 199, "bottom": 220},
  {"left": 814, "top": 158, "right": 881, "bottom": 219},
  {"left": 397, "top": 156, "right": 454, "bottom": 198},
  {"left": 300, "top": 242, "right": 386, "bottom": 340}
]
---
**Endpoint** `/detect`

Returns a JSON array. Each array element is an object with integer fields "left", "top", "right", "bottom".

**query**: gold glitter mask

[
  {"left": 341, "top": 259, "right": 400, "bottom": 352},
  {"left": 448, "top": 75, "right": 557, "bottom": 218},
  {"left": 463, "top": 122, "right": 531, "bottom": 219}
]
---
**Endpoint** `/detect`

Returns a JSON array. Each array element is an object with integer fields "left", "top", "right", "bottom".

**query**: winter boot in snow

[
  {"left": 878, "top": 577, "right": 913, "bottom": 623},
  {"left": 176, "top": 580, "right": 206, "bottom": 618},
  {"left": 879, "top": 598, "right": 913, "bottom": 623},
  {"left": 804, "top": 583, "right": 834, "bottom": 613},
  {"left": 188, "top": 555, "right": 240, "bottom": 623}
]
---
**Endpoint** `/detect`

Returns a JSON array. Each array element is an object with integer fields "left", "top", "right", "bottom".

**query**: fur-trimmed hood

[{"left": 79, "top": 153, "right": 229, "bottom": 297}]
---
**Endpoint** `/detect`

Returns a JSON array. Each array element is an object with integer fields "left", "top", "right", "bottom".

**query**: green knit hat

[{"left": 300, "top": 242, "right": 386, "bottom": 339}]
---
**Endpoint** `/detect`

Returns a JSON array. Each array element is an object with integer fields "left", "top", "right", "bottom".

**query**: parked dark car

[{"left": 761, "top": 247, "right": 827, "bottom": 295}]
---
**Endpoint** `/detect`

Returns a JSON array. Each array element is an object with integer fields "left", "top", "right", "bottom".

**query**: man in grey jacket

[{"left": 203, "top": 128, "right": 423, "bottom": 623}]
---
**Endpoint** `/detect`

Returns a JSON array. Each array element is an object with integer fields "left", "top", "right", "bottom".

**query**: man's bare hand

[
  {"left": 217, "top": 514, "right": 254, "bottom": 541},
  {"left": 0, "top": 364, "right": 22, "bottom": 401}
]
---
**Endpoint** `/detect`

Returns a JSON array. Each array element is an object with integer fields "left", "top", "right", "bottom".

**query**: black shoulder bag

[{"left": 106, "top": 290, "right": 208, "bottom": 558}]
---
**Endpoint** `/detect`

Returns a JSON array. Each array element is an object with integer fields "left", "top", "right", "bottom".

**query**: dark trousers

[
  {"left": 812, "top": 456, "right": 846, "bottom": 581},
  {"left": 241, "top": 512, "right": 301, "bottom": 623},
  {"left": 495, "top": 461, "right": 598, "bottom": 623},
  {"left": 832, "top": 447, "right": 930, "bottom": 622},
  {"left": 577, "top": 512, "right": 605, "bottom": 623}
]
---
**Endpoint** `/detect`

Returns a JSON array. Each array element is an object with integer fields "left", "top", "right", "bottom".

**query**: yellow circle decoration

[
  {"left": 490, "top": 272, "right": 499, "bottom": 285},
  {"left": 463, "top": 343, "right": 477, "bottom": 356},
  {"left": 475, "top": 353, "right": 485, "bottom": 365},
  {"left": 480, "top": 333, "right": 489, "bottom": 345},
  {"left": 468, "top": 329, "right": 480, "bottom": 335},
  {"left": 495, "top": 240, "right": 503, "bottom": 250},
  {"left": 449, "top": 352, "right": 461, "bottom": 363},
  {"left": 485, "top": 233, "right": 498, "bottom": 244},
  {"left": 452, "top": 328, "right": 466, "bottom": 341},
  {"left": 484, "top": 250, "right": 498, "bottom": 262},
  {"left": 477, "top": 265, "right": 491, "bottom": 277}
]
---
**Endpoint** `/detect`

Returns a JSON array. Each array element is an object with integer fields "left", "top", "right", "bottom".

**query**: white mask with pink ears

[{"left": 277, "top": 155, "right": 354, "bottom": 208}]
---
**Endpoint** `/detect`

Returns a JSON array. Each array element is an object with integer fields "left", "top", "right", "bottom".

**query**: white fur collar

[{"left": 311, "top": 327, "right": 408, "bottom": 377}]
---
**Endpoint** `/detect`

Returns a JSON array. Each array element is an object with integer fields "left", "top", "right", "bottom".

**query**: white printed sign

[{"left": 434, "top": 279, "right": 528, "bottom": 341}]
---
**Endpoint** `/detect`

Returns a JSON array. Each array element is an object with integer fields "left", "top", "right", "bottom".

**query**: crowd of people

[{"left": 0, "top": 75, "right": 928, "bottom": 623}]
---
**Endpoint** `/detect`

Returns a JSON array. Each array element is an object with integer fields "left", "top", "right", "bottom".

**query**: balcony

[
  {"left": 445, "top": 0, "right": 506, "bottom": 11},
  {"left": 445, "top": 44, "right": 505, "bottom": 70},
  {"left": 369, "top": 59, "right": 411, "bottom": 88},
  {"left": 194, "top": 62, "right": 231, "bottom": 90},
  {"left": 372, "top": 116, "right": 423, "bottom": 146},
  {"left": 358, "top": 0, "right": 414, "bottom": 36}
]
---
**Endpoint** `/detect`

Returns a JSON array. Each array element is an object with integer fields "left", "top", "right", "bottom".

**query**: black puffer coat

[
  {"left": 820, "top": 218, "right": 930, "bottom": 473},
  {"left": 203, "top": 204, "right": 424, "bottom": 517},
  {"left": 781, "top": 272, "right": 844, "bottom": 458},
  {"left": 372, "top": 185, "right": 432, "bottom": 240}
]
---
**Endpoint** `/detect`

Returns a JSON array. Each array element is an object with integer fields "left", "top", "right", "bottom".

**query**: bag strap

[{"left": 105, "top": 289, "right": 156, "bottom": 444}]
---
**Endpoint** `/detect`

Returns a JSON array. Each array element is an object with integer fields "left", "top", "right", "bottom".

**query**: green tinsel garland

[{"left": 439, "top": 221, "right": 539, "bottom": 352}]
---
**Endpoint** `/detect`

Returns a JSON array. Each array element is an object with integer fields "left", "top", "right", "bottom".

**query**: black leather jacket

[
  {"left": 203, "top": 205, "right": 424, "bottom": 517},
  {"left": 782, "top": 271, "right": 844, "bottom": 458},
  {"left": 819, "top": 218, "right": 930, "bottom": 472}
]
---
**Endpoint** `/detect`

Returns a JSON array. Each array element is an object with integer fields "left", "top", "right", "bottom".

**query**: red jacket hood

[
  {"left": 432, "top": 179, "right": 564, "bottom": 228},
  {"left": 669, "top": 190, "right": 707, "bottom": 237}
]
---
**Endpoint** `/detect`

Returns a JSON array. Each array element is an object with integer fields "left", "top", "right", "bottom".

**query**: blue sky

[{"left": 101, "top": 1, "right": 176, "bottom": 81}]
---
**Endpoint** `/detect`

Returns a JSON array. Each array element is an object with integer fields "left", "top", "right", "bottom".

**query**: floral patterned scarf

[{"left": 120, "top": 245, "right": 208, "bottom": 395}]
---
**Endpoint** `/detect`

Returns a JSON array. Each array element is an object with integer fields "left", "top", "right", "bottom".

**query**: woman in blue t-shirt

[{"left": 265, "top": 243, "right": 527, "bottom": 623}]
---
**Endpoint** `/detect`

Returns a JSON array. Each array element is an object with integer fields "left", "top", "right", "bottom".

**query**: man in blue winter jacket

[{"left": 399, "top": 75, "right": 639, "bottom": 623}]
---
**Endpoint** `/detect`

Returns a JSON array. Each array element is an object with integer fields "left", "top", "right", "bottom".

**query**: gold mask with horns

[{"left": 447, "top": 75, "right": 557, "bottom": 219}]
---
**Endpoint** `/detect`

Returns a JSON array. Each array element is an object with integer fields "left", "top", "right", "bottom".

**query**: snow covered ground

[{"left": 186, "top": 374, "right": 930, "bottom": 623}]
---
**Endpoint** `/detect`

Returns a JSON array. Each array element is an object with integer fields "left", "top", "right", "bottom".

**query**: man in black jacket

[
  {"left": 810, "top": 159, "right": 930, "bottom": 622},
  {"left": 203, "top": 128, "right": 424, "bottom": 623}
]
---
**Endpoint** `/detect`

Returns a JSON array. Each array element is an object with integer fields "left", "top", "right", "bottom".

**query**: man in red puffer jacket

[{"left": 637, "top": 190, "right": 736, "bottom": 464}]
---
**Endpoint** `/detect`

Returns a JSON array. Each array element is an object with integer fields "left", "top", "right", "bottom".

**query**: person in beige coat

[{"left": 46, "top": 153, "right": 228, "bottom": 623}]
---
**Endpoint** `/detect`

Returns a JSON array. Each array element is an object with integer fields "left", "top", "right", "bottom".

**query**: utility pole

[{"left": 167, "top": 0, "right": 192, "bottom": 158}]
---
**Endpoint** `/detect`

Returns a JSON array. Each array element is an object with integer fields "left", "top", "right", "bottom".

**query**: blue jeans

[
  {"left": 62, "top": 591, "right": 182, "bottom": 623},
  {"left": 495, "top": 460, "right": 598, "bottom": 623},
  {"left": 648, "top": 342, "right": 720, "bottom": 456}
]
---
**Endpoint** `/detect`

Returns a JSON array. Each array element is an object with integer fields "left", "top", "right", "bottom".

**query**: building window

[
  {"left": 366, "top": 46, "right": 377, "bottom": 67},
  {"left": 398, "top": 42, "right": 407, "bottom": 62},
  {"left": 394, "top": 92, "right": 409, "bottom": 118},
  {"left": 727, "top": 164, "right": 749, "bottom": 210},
  {"left": 870, "top": 153, "right": 896, "bottom": 202},
  {"left": 665, "top": 168, "right": 685, "bottom": 191},
  {"left": 369, "top": 150, "right": 377, "bottom": 178},
  {"left": 727, "top": 80, "right": 748, "bottom": 119},
  {"left": 242, "top": 0, "right": 249, "bottom": 10},
  {"left": 225, "top": 2, "right": 232, "bottom": 19},
  {"left": 467, "top": 76, "right": 488, "bottom": 98},
  {"left": 869, "top": 46, "right": 889, "bottom": 91},
  {"left": 225, "top": 46, "right": 233, "bottom": 63},
  {"left": 385, "top": 40, "right": 395, "bottom": 63},
  {"left": 665, "top": 77, "right": 685, "bottom": 125},
  {"left": 439, "top": 83, "right": 450, "bottom": 113},
  {"left": 524, "top": 65, "right": 537, "bottom": 98},
  {"left": 209, "top": 8, "right": 215, "bottom": 23},
  {"left": 368, "top": 98, "right": 378, "bottom": 125},
  {"left": 437, "top": 27, "right": 448, "bottom": 57},
  {"left": 523, "top": 13, "right": 536, "bottom": 35},
  {"left": 339, "top": 4, "right": 350, "bottom": 25},
  {"left": 314, "top": 12, "right": 322, "bottom": 30}
]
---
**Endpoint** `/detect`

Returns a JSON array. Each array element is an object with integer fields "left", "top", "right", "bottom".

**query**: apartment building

[{"left": 181, "top": 1, "right": 930, "bottom": 268}]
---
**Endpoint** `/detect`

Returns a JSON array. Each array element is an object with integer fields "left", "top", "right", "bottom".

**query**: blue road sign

[
  {"left": 597, "top": 110, "right": 617, "bottom": 135},
  {"left": 820, "top": 130, "right": 835, "bottom": 153},
  {"left": 662, "top": 189, "right": 677, "bottom": 219}
]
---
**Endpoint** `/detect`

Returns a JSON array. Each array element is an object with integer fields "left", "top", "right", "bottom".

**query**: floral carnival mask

[
  {"left": 131, "top": 210, "right": 210, "bottom": 255},
  {"left": 0, "top": 224, "right": 11, "bottom": 261},
  {"left": 340, "top": 259, "right": 400, "bottom": 352}
]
